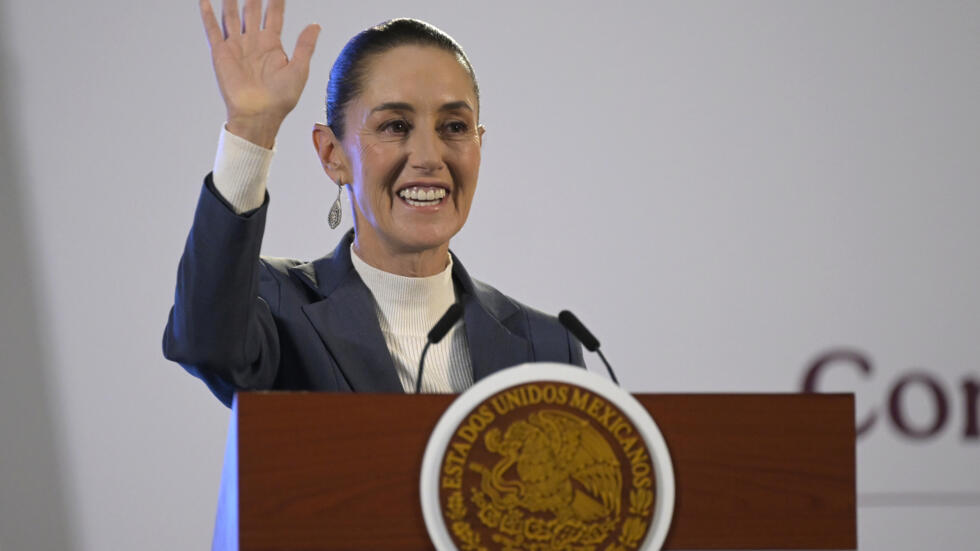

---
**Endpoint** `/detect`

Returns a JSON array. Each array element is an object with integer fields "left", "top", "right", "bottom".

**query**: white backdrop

[{"left": 0, "top": 1, "right": 977, "bottom": 549}]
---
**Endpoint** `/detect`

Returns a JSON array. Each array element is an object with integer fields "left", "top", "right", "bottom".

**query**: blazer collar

[
  {"left": 289, "top": 230, "right": 532, "bottom": 392},
  {"left": 448, "top": 250, "right": 532, "bottom": 382}
]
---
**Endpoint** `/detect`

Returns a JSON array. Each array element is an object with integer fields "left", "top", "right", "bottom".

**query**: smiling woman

[
  {"left": 314, "top": 41, "right": 484, "bottom": 276},
  {"left": 162, "top": 0, "right": 583, "bottom": 405}
]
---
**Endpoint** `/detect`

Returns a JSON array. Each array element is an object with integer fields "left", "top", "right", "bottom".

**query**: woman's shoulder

[
  {"left": 466, "top": 277, "right": 583, "bottom": 365},
  {"left": 255, "top": 255, "right": 326, "bottom": 311},
  {"left": 450, "top": 254, "right": 561, "bottom": 330},
  {"left": 260, "top": 256, "right": 316, "bottom": 280},
  {"left": 466, "top": 277, "right": 563, "bottom": 335}
]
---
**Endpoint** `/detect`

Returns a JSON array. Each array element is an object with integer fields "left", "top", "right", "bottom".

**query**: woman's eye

[
  {"left": 443, "top": 121, "right": 468, "bottom": 134},
  {"left": 380, "top": 120, "right": 411, "bottom": 135}
]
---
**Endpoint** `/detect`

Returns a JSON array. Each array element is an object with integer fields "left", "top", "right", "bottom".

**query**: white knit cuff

[{"left": 212, "top": 124, "right": 275, "bottom": 214}]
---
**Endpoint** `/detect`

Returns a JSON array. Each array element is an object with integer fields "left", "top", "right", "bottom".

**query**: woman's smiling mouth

[{"left": 397, "top": 185, "right": 448, "bottom": 207}]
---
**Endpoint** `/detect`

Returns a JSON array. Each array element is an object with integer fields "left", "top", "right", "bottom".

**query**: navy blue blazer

[{"left": 163, "top": 176, "right": 584, "bottom": 406}]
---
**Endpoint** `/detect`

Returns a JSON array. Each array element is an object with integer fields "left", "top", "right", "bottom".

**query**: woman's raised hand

[{"left": 200, "top": 0, "right": 320, "bottom": 148}]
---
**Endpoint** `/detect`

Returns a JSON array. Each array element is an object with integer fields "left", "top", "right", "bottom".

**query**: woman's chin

[
  {"left": 388, "top": 219, "right": 463, "bottom": 253},
  {"left": 394, "top": 230, "right": 454, "bottom": 254}
]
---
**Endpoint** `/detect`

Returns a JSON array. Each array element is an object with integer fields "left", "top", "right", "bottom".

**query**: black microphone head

[
  {"left": 428, "top": 303, "right": 464, "bottom": 344},
  {"left": 558, "top": 310, "right": 600, "bottom": 352}
]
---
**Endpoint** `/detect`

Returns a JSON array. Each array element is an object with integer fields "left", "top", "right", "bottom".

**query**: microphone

[
  {"left": 558, "top": 310, "right": 619, "bottom": 385},
  {"left": 415, "top": 303, "right": 464, "bottom": 393}
]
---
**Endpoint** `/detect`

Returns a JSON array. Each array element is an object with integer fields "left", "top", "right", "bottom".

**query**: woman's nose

[{"left": 408, "top": 128, "right": 445, "bottom": 173}]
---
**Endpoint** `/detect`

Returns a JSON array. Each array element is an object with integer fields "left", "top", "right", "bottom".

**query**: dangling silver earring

[{"left": 328, "top": 185, "right": 343, "bottom": 229}]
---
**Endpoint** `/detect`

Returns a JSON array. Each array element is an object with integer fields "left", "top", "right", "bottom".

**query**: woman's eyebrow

[
  {"left": 371, "top": 102, "right": 415, "bottom": 114},
  {"left": 440, "top": 101, "right": 473, "bottom": 113},
  {"left": 370, "top": 101, "right": 473, "bottom": 114}
]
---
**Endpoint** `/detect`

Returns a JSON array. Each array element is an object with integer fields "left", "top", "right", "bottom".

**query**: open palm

[{"left": 200, "top": 0, "right": 320, "bottom": 147}]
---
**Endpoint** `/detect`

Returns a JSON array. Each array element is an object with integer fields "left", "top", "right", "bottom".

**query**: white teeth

[{"left": 398, "top": 186, "right": 447, "bottom": 205}]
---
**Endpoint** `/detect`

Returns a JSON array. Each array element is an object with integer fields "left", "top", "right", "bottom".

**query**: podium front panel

[{"left": 233, "top": 392, "right": 855, "bottom": 550}]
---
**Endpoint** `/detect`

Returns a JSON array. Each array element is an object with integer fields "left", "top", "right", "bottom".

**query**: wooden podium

[{"left": 216, "top": 392, "right": 855, "bottom": 550}]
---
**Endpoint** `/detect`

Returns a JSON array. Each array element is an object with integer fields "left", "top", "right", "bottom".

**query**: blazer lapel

[
  {"left": 294, "top": 232, "right": 403, "bottom": 393},
  {"left": 452, "top": 255, "right": 532, "bottom": 382}
]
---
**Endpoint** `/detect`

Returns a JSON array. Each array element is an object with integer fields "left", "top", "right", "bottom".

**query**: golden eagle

[{"left": 472, "top": 409, "right": 622, "bottom": 524}]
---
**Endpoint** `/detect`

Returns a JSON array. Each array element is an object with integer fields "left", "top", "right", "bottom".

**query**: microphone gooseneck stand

[
  {"left": 415, "top": 303, "right": 464, "bottom": 393},
  {"left": 558, "top": 309, "right": 620, "bottom": 386}
]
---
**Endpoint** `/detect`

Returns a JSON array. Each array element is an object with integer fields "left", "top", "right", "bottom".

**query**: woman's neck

[{"left": 351, "top": 233, "right": 451, "bottom": 277}]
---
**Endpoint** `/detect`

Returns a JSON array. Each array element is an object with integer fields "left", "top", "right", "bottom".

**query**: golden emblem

[{"left": 439, "top": 382, "right": 657, "bottom": 551}]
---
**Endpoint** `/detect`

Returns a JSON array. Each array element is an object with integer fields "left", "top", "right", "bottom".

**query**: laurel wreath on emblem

[{"left": 444, "top": 409, "right": 654, "bottom": 551}]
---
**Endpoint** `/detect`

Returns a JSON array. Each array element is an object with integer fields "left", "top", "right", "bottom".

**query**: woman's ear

[{"left": 312, "top": 123, "right": 351, "bottom": 185}]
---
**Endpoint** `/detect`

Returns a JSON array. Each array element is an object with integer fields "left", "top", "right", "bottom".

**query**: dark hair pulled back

[{"left": 326, "top": 18, "right": 479, "bottom": 140}]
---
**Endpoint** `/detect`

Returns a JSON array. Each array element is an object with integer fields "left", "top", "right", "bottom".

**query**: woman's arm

[
  {"left": 162, "top": 0, "right": 320, "bottom": 405},
  {"left": 162, "top": 175, "right": 280, "bottom": 405}
]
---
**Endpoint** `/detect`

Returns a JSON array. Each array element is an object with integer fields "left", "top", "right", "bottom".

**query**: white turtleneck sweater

[
  {"left": 210, "top": 125, "right": 473, "bottom": 393},
  {"left": 350, "top": 249, "right": 473, "bottom": 392}
]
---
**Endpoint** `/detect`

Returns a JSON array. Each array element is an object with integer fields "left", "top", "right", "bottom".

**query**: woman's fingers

[
  {"left": 290, "top": 23, "right": 320, "bottom": 72},
  {"left": 221, "top": 0, "right": 241, "bottom": 37},
  {"left": 264, "top": 0, "right": 284, "bottom": 35},
  {"left": 211, "top": 0, "right": 287, "bottom": 39},
  {"left": 201, "top": 0, "right": 317, "bottom": 143},
  {"left": 242, "top": 0, "right": 261, "bottom": 33},
  {"left": 199, "top": 0, "right": 224, "bottom": 46}
]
